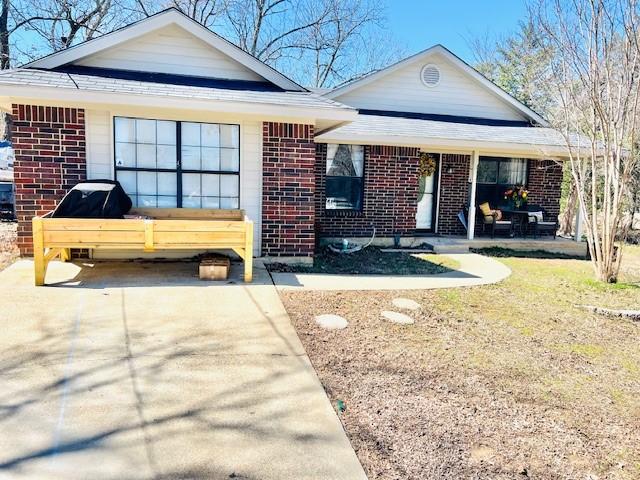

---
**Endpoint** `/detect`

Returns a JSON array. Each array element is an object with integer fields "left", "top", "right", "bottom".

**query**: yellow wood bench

[{"left": 32, "top": 208, "right": 253, "bottom": 286}]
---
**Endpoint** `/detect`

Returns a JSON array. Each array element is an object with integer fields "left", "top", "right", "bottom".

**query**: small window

[{"left": 325, "top": 144, "right": 364, "bottom": 211}]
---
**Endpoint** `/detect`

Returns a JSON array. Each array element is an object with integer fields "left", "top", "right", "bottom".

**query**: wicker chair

[
  {"left": 478, "top": 206, "right": 513, "bottom": 238},
  {"left": 526, "top": 205, "right": 558, "bottom": 239}
]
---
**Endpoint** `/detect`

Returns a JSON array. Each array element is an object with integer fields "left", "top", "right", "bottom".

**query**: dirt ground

[
  {"left": 0, "top": 221, "right": 18, "bottom": 271},
  {"left": 281, "top": 247, "right": 640, "bottom": 480}
]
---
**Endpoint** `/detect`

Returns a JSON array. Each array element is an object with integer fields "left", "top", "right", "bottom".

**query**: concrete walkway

[
  {"left": 0, "top": 260, "right": 366, "bottom": 480},
  {"left": 271, "top": 253, "right": 511, "bottom": 291}
]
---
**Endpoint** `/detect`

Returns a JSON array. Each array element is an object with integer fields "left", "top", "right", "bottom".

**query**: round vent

[{"left": 420, "top": 64, "right": 440, "bottom": 87}]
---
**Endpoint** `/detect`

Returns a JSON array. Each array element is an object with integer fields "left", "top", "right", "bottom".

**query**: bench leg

[
  {"left": 244, "top": 220, "right": 254, "bottom": 283},
  {"left": 32, "top": 217, "right": 46, "bottom": 286},
  {"left": 60, "top": 248, "right": 71, "bottom": 262}
]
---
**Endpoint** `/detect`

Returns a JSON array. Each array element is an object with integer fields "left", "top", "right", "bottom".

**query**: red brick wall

[
  {"left": 315, "top": 144, "right": 421, "bottom": 237},
  {"left": 262, "top": 122, "right": 316, "bottom": 256},
  {"left": 437, "top": 153, "right": 471, "bottom": 236},
  {"left": 11, "top": 104, "right": 86, "bottom": 255},
  {"left": 526, "top": 159, "right": 563, "bottom": 219}
]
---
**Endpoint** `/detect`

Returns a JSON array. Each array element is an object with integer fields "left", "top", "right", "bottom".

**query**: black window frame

[
  {"left": 113, "top": 116, "right": 241, "bottom": 209},
  {"left": 475, "top": 156, "right": 529, "bottom": 207},
  {"left": 324, "top": 144, "right": 365, "bottom": 212}
]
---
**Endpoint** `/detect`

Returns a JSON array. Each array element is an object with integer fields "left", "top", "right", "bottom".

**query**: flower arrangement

[{"left": 504, "top": 186, "right": 529, "bottom": 209}]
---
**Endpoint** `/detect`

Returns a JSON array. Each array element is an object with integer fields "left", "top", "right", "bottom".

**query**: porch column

[
  {"left": 574, "top": 202, "right": 584, "bottom": 242},
  {"left": 467, "top": 150, "right": 479, "bottom": 240}
]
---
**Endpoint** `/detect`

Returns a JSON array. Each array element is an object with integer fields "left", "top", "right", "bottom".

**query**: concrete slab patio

[
  {"left": 0, "top": 260, "right": 367, "bottom": 480},
  {"left": 270, "top": 253, "right": 512, "bottom": 291}
]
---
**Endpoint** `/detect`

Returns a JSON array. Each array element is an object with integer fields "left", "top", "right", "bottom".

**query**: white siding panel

[
  {"left": 75, "top": 24, "right": 265, "bottom": 82},
  {"left": 334, "top": 52, "right": 527, "bottom": 121},
  {"left": 86, "top": 109, "right": 112, "bottom": 179}
]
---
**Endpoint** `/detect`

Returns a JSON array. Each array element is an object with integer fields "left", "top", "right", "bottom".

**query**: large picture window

[
  {"left": 325, "top": 144, "right": 364, "bottom": 210},
  {"left": 476, "top": 156, "right": 528, "bottom": 207},
  {"left": 114, "top": 117, "right": 240, "bottom": 209}
]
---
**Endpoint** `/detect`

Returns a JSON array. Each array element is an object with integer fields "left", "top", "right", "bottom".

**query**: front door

[{"left": 416, "top": 153, "right": 439, "bottom": 231}]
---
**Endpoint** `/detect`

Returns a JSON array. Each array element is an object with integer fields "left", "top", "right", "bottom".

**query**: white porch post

[
  {"left": 574, "top": 203, "right": 584, "bottom": 242},
  {"left": 467, "top": 150, "right": 479, "bottom": 240}
]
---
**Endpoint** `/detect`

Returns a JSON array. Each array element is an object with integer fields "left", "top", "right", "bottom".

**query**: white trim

[
  {"left": 326, "top": 45, "right": 549, "bottom": 127},
  {"left": 467, "top": 151, "right": 479, "bottom": 240},
  {"left": 314, "top": 131, "right": 572, "bottom": 158},
  {"left": 24, "top": 8, "right": 305, "bottom": 92},
  {"left": 4, "top": 86, "right": 357, "bottom": 123}
]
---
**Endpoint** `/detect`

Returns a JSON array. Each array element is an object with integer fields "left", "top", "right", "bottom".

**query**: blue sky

[{"left": 387, "top": 0, "right": 528, "bottom": 61}]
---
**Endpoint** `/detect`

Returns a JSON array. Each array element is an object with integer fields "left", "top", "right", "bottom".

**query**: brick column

[
  {"left": 12, "top": 104, "right": 87, "bottom": 255},
  {"left": 262, "top": 122, "right": 315, "bottom": 257},
  {"left": 437, "top": 153, "right": 471, "bottom": 236}
]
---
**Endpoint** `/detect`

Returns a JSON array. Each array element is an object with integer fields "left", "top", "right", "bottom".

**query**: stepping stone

[
  {"left": 315, "top": 314, "right": 348, "bottom": 330},
  {"left": 381, "top": 310, "right": 415, "bottom": 325},
  {"left": 392, "top": 298, "right": 421, "bottom": 311}
]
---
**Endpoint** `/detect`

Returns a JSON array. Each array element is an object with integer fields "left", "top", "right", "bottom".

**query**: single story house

[{"left": 0, "top": 8, "right": 574, "bottom": 261}]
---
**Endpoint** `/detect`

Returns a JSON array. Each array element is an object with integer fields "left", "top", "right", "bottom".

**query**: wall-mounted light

[{"left": 446, "top": 166, "right": 454, "bottom": 174}]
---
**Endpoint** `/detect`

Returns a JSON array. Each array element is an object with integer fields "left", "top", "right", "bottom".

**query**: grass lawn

[
  {"left": 281, "top": 245, "right": 640, "bottom": 480},
  {"left": 267, "top": 246, "right": 460, "bottom": 275}
]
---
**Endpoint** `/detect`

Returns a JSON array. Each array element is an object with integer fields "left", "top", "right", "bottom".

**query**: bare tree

[{"left": 533, "top": 0, "right": 640, "bottom": 282}]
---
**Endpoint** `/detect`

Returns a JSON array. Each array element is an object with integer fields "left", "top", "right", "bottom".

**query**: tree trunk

[
  {"left": 0, "top": 0, "right": 9, "bottom": 69},
  {"left": 560, "top": 181, "right": 577, "bottom": 236}
]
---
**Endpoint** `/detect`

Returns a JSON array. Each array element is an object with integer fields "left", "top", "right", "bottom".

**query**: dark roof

[{"left": 358, "top": 109, "right": 532, "bottom": 127}]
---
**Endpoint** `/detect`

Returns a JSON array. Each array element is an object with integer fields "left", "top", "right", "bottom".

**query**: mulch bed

[{"left": 0, "top": 221, "right": 19, "bottom": 271}]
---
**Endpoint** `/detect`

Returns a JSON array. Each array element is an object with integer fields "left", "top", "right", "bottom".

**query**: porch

[{"left": 424, "top": 235, "right": 588, "bottom": 256}]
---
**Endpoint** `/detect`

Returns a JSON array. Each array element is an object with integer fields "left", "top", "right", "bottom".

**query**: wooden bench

[{"left": 32, "top": 208, "right": 253, "bottom": 286}]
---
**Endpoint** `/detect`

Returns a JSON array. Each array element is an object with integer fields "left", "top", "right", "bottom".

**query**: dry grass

[
  {"left": 281, "top": 246, "right": 640, "bottom": 480},
  {"left": 0, "top": 222, "right": 19, "bottom": 272}
]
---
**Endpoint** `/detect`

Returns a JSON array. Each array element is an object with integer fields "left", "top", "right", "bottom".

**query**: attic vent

[{"left": 420, "top": 64, "right": 440, "bottom": 87}]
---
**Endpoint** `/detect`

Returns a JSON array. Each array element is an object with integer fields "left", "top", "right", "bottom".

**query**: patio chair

[
  {"left": 526, "top": 205, "right": 558, "bottom": 239},
  {"left": 478, "top": 202, "right": 513, "bottom": 238}
]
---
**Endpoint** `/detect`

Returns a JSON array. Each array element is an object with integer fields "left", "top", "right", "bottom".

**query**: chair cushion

[
  {"left": 528, "top": 211, "right": 544, "bottom": 223},
  {"left": 479, "top": 202, "right": 492, "bottom": 217},
  {"left": 495, "top": 220, "right": 512, "bottom": 225},
  {"left": 537, "top": 221, "right": 556, "bottom": 226},
  {"left": 483, "top": 215, "right": 494, "bottom": 224}
]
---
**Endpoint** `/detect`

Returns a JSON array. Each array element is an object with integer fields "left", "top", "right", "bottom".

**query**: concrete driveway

[{"left": 0, "top": 260, "right": 366, "bottom": 480}]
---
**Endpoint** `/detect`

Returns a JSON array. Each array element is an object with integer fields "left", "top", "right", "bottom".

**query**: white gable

[
  {"left": 74, "top": 24, "right": 265, "bottom": 82},
  {"left": 329, "top": 46, "right": 546, "bottom": 125},
  {"left": 25, "top": 8, "right": 304, "bottom": 91}
]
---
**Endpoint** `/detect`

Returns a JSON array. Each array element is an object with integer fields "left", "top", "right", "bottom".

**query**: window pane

[
  {"left": 201, "top": 174, "right": 220, "bottom": 196},
  {"left": 202, "top": 124, "right": 220, "bottom": 147},
  {"left": 117, "top": 170, "right": 136, "bottom": 195},
  {"left": 157, "top": 145, "right": 177, "bottom": 169},
  {"left": 220, "top": 197, "right": 239, "bottom": 209},
  {"left": 157, "top": 196, "right": 177, "bottom": 208},
  {"left": 220, "top": 125, "right": 239, "bottom": 148},
  {"left": 115, "top": 142, "right": 135, "bottom": 168},
  {"left": 182, "top": 122, "right": 200, "bottom": 146},
  {"left": 136, "top": 119, "right": 156, "bottom": 144},
  {"left": 182, "top": 173, "right": 201, "bottom": 196},
  {"left": 137, "top": 171, "right": 157, "bottom": 195},
  {"left": 220, "top": 149, "right": 239, "bottom": 172},
  {"left": 157, "top": 121, "right": 176, "bottom": 145},
  {"left": 202, "top": 197, "right": 220, "bottom": 209},
  {"left": 477, "top": 160, "right": 498, "bottom": 183},
  {"left": 138, "top": 196, "right": 157, "bottom": 207},
  {"left": 157, "top": 172, "right": 177, "bottom": 196},
  {"left": 498, "top": 158, "right": 528, "bottom": 185},
  {"left": 201, "top": 147, "right": 220, "bottom": 171},
  {"left": 136, "top": 144, "right": 156, "bottom": 169},
  {"left": 326, "top": 144, "right": 363, "bottom": 177},
  {"left": 326, "top": 177, "right": 362, "bottom": 210},
  {"left": 182, "top": 196, "right": 200, "bottom": 208},
  {"left": 115, "top": 117, "right": 135, "bottom": 143},
  {"left": 220, "top": 175, "right": 239, "bottom": 197},
  {"left": 181, "top": 146, "right": 200, "bottom": 170}
]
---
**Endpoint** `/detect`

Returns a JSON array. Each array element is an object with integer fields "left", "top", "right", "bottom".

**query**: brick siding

[
  {"left": 316, "top": 144, "right": 421, "bottom": 237},
  {"left": 526, "top": 159, "right": 563, "bottom": 219},
  {"left": 262, "top": 122, "right": 316, "bottom": 256},
  {"left": 11, "top": 104, "right": 87, "bottom": 255},
  {"left": 437, "top": 153, "right": 471, "bottom": 236}
]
